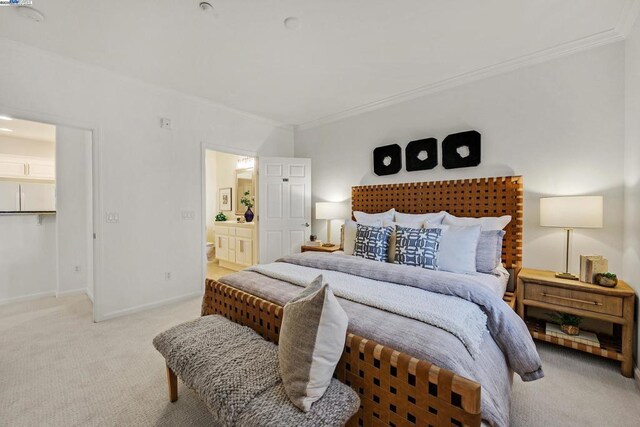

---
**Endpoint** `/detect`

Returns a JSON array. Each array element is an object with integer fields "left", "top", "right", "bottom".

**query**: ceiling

[
  {"left": 0, "top": 117, "right": 55, "bottom": 143},
  {"left": 0, "top": 1, "right": 636, "bottom": 127}
]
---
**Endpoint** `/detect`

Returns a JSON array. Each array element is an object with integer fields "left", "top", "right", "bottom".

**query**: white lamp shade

[
  {"left": 315, "top": 202, "right": 349, "bottom": 220},
  {"left": 540, "top": 196, "right": 603, "bottom": 228}
]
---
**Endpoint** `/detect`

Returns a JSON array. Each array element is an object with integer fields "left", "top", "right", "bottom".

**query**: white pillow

[
  {"left": 279, "top": 276, "right": 348, "bottom": 411},
  {"left": 437, "top": 225, "right": 482, "bottom": 274},
  {"left": 443, "top": 212, "right": 511, "bottom": 231},
  {"left": 343, "top": 219, "right": 382, "bottom": 255},
  {"left": 395, "top": 211, "right": 446, "bottom": 225},
  {"left": 383, "top": 218, "right": 424, "bottom": 229},
  {"left": 354, "top": 208, "right": 395, "bottom": 225}
]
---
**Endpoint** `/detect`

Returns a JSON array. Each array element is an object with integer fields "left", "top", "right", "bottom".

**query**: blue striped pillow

[{"left": 394, "top": 225, "right": 442, "bottom": 270}]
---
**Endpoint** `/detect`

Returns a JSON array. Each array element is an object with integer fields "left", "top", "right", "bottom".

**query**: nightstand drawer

[{"left": 525, "top": 283, "right": 623, "bottom": 317}]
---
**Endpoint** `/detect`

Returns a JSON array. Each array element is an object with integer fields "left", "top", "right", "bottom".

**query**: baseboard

[
  {"left": 86, "top": 289, "right": 94, "bottom": 303},
  {"left": 0, "top": 290, "right": 56, "bottom": 306},
  {"left": 634, "top": 364, "right": 640, "bottom": 392},
  {"left": 56, "top": 287, "right": 89, "bottom": 297},
  {"left": 98, "top": 291, "right": 202, "bottom": 322}
]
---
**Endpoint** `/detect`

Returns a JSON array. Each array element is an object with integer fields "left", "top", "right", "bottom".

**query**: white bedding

[
  {"left": 468, "top": 265, "right": 510, "bottom": 298},
  {"left": 329, "top": 250, "right": 509, "bottom": 298}
]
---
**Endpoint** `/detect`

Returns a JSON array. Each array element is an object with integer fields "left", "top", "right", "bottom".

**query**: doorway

[
  {"left": 202, "top": 145, "right": 258, "bottom": 284},
  {"left": 0, "top": 115, "right": 95, "bottom": 320}
]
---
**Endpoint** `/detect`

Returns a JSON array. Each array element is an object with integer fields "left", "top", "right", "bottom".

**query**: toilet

[{"left": 206, "top": 241, "right": 216, "bottom": 262}]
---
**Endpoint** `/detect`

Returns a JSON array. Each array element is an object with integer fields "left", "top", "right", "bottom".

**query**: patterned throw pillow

[
  {"left": 394, "top": 225, "right": 442, "bottom": 270},
  {"left": 353, "top": 224, "right": 393, "bottom": 262}
]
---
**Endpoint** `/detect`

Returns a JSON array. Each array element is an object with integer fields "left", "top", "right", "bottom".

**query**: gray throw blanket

[
  {"left": 248, "top": 262, "right": 488, "bottom": 358},
  {"left": 153, "top": 315, "right": 360, "bottom": 427},
  {"left": 275, "top": 253, "right": 543, "bottom": 382}
]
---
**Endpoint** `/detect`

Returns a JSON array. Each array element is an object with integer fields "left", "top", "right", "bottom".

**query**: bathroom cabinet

[{"left": 214, "top": 221, "right": 256, "bottom": 271}]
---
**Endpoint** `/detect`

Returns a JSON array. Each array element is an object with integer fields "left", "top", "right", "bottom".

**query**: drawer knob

[{"left": 541, "top": 292, "right": 602, "bottom": 306}]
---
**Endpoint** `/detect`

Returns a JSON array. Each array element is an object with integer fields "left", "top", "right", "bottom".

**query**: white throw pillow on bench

[{"left": 279, "top": 276, "right": 349, "bottom": 412}]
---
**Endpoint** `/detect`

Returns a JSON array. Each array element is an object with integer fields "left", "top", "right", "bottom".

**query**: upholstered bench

[{"left": 153, "top": 315, "right": 360, "bottom": 427}]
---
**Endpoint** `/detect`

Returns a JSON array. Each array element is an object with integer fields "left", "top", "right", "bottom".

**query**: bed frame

[{"left": 202, "top": 176, "right": 523, "bottom": 427}]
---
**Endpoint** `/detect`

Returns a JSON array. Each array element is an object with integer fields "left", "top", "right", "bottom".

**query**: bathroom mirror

[{"left": 235, "top": 168, "right": 254, "bottom": 216}]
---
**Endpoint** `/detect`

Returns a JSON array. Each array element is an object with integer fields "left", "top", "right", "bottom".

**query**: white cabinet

[
  {"left": 0, "top": 182, "right": 20, "bottom": 211},
  {"left": 214, "top": 222, "right": 256, "bottom": 271},
  {"left": 0, "top": 154, "right": 55, "bottom": 181},
  {"left": 20, "top": 183, "right": 56, "bottom": 212},
  {"left": 216, "top": 235, "right": 230, "bottom": 262},
  {"left": 27, "top": 159, "right": 56, "bottom": 180},
  {"left": 0, "top": 182, "right": 56, "bottom": 212},
  {"left": 0, "top": 157, "right": 27, "bottom": 178},
  {"left": 235, "top": 238, "right": 253, "bottom": 267}
]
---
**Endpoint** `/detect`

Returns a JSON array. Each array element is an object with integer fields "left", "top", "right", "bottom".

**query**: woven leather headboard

[{"left": 351, "top": 176, "right": 523, "bottom": 271}]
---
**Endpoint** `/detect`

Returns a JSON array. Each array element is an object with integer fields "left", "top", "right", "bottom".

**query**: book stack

[
  {"left": 580, "top": 255, "right": 608, "bottom": 283},
  {"left": 305, "top": 240, "right": 323, "bottom": 247},
  {"left": 545, "top": 323, "right": 600, "bottom": 348}
]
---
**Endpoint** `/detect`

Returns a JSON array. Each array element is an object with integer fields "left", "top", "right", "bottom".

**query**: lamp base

[{"left": 555, "top": 272, "right": 579, "bottom": 281}]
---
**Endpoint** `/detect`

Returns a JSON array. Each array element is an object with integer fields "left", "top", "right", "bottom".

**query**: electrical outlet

[
  {"left": 165, "top": 272, "right": 172, "bottom": 281},
  {"left": 181, "top": 210, "right": 195, "bottom": 220},
  {"left": 74, "top": 266, "right": 81, "bottom": 273},
  {"left": 160, "top": 117, "right": 172, "bottom": 129}
]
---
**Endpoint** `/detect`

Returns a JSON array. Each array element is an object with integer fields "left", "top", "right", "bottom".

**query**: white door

[
  {"left": 0, "top": 182, "right": 20, "bottom": 211},
  {"left": 258, "top": 157, "right": 311, "bottom": 264},
  {"left": 20, "top": 182, "right": 56, "bottom": 211}
]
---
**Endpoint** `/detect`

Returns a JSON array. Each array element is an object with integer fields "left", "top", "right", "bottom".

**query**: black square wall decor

[
  {"left": 405, "top": 138, "right": 438, "bottom": 171},
  {"left": 442, "top": 130, "right": 481, "bottom": 169},
  {"left": 373, "top": 143, "right": 402, "bottom": 176}
]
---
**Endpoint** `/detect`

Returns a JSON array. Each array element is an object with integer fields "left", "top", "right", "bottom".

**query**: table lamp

[
  {"left": 315, "top": 202, "right": 348, "bottom": 247},
  {"left": 540, "top": 195, "right": 603, "bottom": 280}
]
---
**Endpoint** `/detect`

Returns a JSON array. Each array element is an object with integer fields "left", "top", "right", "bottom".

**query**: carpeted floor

[{"left": 1, "top": 294, "right": 638, "bottom": 427}]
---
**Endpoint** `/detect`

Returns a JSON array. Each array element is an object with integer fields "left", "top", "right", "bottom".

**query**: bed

[{"left": 201, "top": 176, "right": 543, "bottom": 427}]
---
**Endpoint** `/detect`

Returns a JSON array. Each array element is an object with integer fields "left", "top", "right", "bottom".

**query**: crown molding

[{"left": 296, "top": 6, "right": 638, "bottom": 131}]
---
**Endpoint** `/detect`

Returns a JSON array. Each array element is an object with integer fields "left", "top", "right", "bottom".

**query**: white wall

[
  {"left": 0, "top": 134, "right": 54, "bottom": 158},
  {"left": 0, "top": 39, "right": 294, "bottom": 320},
  {"left": 624, "top": 18, "right": 640, "bottom": 365},
  {"left": 295, "top": 43, "right": 626, "bottom": 276},
  {"left": 56, "top": 126, "right": 92, "bottom": 297},
  {"left": 0, "top": 215, "right": 56, "bottom": 304}
]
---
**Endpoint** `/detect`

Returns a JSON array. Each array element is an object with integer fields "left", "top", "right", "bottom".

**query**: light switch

[
  {"left": 106, "top": 212, "right": 120, "bottom": 223},
  {"left": 181, "top": 210, "right": 195, "bottom": 220}
]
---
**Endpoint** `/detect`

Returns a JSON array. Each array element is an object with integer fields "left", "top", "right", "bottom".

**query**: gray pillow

[
  {"left": 476, "top": 230, "right": 506, "bottom": 273},
  {"left": 278, "top": 275, "right": 349, "bottom": 412}
]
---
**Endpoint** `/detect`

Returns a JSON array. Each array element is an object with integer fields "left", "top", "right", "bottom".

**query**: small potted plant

[
  {"left": 547, "top": 312, "right": 583, "bottom": 336},
  {"left": 594, "top": 272, "right": 618, "bottom": 288},
  {"left": 240, "top": 190, "right": 254, "bottom": 222},
  {"left": 215, "top": 211, "right": 227, "bottom": 222}
]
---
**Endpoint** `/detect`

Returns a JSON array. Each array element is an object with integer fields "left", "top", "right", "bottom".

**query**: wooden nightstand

[
  {"left": 301, "top": 244, "right": 341, "bottom": 253},
  {"left": 517, "top": 268, "right": 635, "bottom": 377}
]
